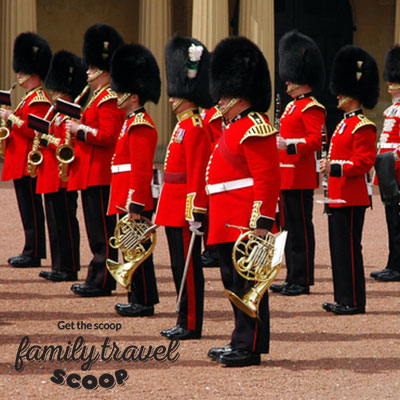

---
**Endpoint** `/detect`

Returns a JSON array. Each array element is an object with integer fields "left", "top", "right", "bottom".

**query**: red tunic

[
  {"left": 279, "top": 95, "right": 325, "bottom": 189},
  {"left": 206, "top": 112, "right": 280, "bottom": 244},
  {"left": 155, "top": 108, "right": 211, "bottom": 227},
  {"left": 328, "top": 112, "right": 376, "bottom": 207},
  {"left": 36, "top": 113, "right": 70, "bottom": 194},
  {"left": 67, "top": 85, "right": 125, "bottom": 191},
  {"left": 108, "top": 110, "right": 158, "bottom": 215},
  {"left": 2, "top": 87, "right": 52, "bottom": 181},
  {"left": 201, "top": 106, "right": 223, "bottom": 149},
  {"left": 376, "top": 99, "right": 400, "bottom": 183}
]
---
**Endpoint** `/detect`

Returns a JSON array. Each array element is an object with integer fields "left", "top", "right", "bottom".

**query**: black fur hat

[
  {"left": 278, "top": 30, "right": 325, "bottom": 91},
  {"left": 45, "top": 50, "right": 88, "bottom": 103},
  {"left": 110, "top": 43, "right": 161, "bottom": 105},
  {"left": 165, "top": 34, "right": 213, "bottom": 109},
  {"left": 210, "top": 36, "right": 271, "bottom": 112},
  {"left": 383, "top": 45, "right": 400, "bottom": 83},
  {"left": 330, "top": 45, "right": 379, "bottom": 109},
  {"left": 13, "top": 32, "right": 52, "bottom": 80},
  {"left": 83, "top": 24, "right": 124, "bottom": 71}
]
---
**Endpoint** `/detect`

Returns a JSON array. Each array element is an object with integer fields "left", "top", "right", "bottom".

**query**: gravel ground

[{"left": 0, "top": 174, "right": 400, "bottom": 400}]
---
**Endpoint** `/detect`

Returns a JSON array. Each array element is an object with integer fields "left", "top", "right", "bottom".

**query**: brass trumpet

[
  {"left": 225, "top": 225, "right": 287, "bottom": 320},
  {"left": 0, "top": 82, "right": 17, "bottom": 158},
  {"left": 106, "top": 214, "right": 157, "bottom": 291}
]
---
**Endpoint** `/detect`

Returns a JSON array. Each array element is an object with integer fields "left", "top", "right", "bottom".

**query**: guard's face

[
  {"left": 86, "top": 66, "right": 103, "bottom": 85},
  {"left": 218, "top": 97, "right": 239, "bottom": 120},
  {"left": 285, "top": 81, "right": 301, "bottom": 98},
  {"left": 387, "top": 82, "right": 400, "bottom": 97},
  {"left": 16, "top": 72, "right": 31, "bottom": 87},
  {"left": 169, "top": 97, "right": 185, "bottom": 113}
]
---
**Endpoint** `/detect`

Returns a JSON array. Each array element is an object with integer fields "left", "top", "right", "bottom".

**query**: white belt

[
  {"left": 379, "top": 143, "right": 400, "bottom": 149},
  {"left": 206, "top": 177, "right": 253, "bottom": 195},
  {"left": 111, "top": 164, "right": 131, "bottom": 173}
]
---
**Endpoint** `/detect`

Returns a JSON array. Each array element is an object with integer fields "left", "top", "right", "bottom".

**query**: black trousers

[
  {"left": 126, "top": 210, "right": 159, "bottom": 306},
  {"left": 328, "top": 206, "right": 367, "bottom": 308},
  {"left": 13, "top": 176, "right": 46, "bottom": 259},
  {"left": 384, "top": 202, "right": 400, "bottom": 271},
  {"left": 281, "top": 189, "right": 315, "bottom": 286},
  {"left": 44, "top": 189, "right": 80, "bottom": 273},
  {"left": 81, "top": 185, "right": 117, "bottom": 291},
  {"left": 216, "top": 242, "right": 270, "bottom": 354},
  {"left": 165, "top": 226, "right": 204, "bottom": 334}
]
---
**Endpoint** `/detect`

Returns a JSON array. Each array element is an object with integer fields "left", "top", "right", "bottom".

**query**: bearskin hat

[
  {"left": 83, "top": 24, "right": 124, "bottom": 71},
  {"left": 330, "top": 45, "right": 379, "bottom": 109},
  {"left": 383, "top": 45, "right": 400, "bottom": 83},
  {"left": 210, "top": 36, "right": 271, "bottom": 112},
  {"left": 13, "top": 32, "right": 52, "bottom": 80},
  {"left": 110, "top": 43, "right": 161, "bottom": 105},
  {"left": 45, "top": 50, "right": 88, "bottom": 104},
  {"left": 278, "top": 30, "right": 325, "bottom": 92},
  {"left": 165, "top": 34, "right": 213, "bottom": 109}
]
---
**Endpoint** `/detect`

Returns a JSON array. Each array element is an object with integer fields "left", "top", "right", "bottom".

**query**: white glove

[
  {"left": 276, "top": 135, "right": 287, "bottom": 150},
  {"left": 189, "top": 221, "right": 202, "bottom": 234}
]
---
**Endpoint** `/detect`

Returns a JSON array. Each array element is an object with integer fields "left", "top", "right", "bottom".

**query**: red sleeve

[
  {"left": 243, "top": 133, "right": 280, "bottom": 225},
  {"left": 296, "top": 107, "right": 324, "bottom": 155},
  {"left": 342, "top": 126, "right": 377, "bottom": 177},
  {"left": 85, "top": 101, "right": 124, "bottom": 147},
  {"left": 127, "top": 125, "right": 157, "bottom": 207},
  {"left": 13, "top": 102, "right": 51, "bottom": 140}
]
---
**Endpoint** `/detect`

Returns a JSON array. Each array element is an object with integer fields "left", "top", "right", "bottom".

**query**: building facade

[{"left": 0, "top": 0, "right": 399, "bottom": 161}]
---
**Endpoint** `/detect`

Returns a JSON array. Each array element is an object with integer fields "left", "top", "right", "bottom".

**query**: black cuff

[
  {"left": 193, "top": 212, "right": 205, "bottom": 222},
  {"left": 7, "top": 119, "right": 12, "bottom": 128},
  {"left": 128, "top": 202, "right": 144, "bottom": 214},
  {"left": 330, "top": 164, "right": 342, "bottom": 178},
  {"left": 77, "top": 129, "right": 86, "bottom": 142},
  {"left": 287, "top": 143, "right": 297, "bottom": 155},
  {"left": 256, "top": 216, "right": 275, "bottom": 231}
]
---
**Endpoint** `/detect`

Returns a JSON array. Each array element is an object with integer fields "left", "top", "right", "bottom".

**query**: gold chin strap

[
  {"left": 171, "top": 98, "right": 184, "bottom": 112},
  {"left": 117, "top": 93, "right": 131, "bottom": 108},
  {"left": 87, "top": 69, "right": 104, "bottom": 83},
  {"left": 286, "top": 83, "right": 300, "bottom": 95},
  {"left": 220, "top": 97, "right": 239, "bottom": 116},
  {"left": 388, "top": 83, "right": 400, "bottom": 93},
  {"left": 338, "top": 96, "right": 352, "bottom": 108},
  {"left": 18, "top": 74, "right": 30, "bottom": 85}
]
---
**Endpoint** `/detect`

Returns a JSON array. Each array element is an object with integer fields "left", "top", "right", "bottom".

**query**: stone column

[
  {"left": 239, "top": 0, "right": 275, "bottom": 119},
  {"left": 191, "top": 0, "right": 229, "bottom": 50},
  {"left": 0, "top": 0, "right": 37, "bottom": 104},
  {"left": 139, "top": 0, "right": 172, "bottom": 162},
  {"left": 395, "top": 0, "right": 400, "bottom": 44}
]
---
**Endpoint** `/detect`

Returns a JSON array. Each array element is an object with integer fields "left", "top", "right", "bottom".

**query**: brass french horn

[
  {"left": 225, "top": 227, "right": 287, "bottom": 320},
  {"left": 106, "top": 215, "right": 157, "bottom": 291}
]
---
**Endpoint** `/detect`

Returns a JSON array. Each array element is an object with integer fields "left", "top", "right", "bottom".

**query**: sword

[{"left": 175, "top": 228, "right": 204, "bottom": 313}]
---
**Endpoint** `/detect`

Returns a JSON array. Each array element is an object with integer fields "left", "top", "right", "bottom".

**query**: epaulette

[
  {"left": 191, "top": 114, "right": 203, "bottom": 128},
  {"left": 30, "top": 90, "right": 51, "bottom": 105},
  {"left": 240, "top": 112, "right": 277, "bottom": 144},
  {"left": 98, "top": 88, "right": 118, "bottom": 107},
  {"left": 352, "top": 114, "right": 376, "bottom": 134},
  {"left": 128, "top": 112, "right": 155, "bottom": 130},
  {"left": 301, "top": 97, "right": 325, "bottom": 113},
  {"left": 209, "top": 108, "right": 223, "bottom": 123}
]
